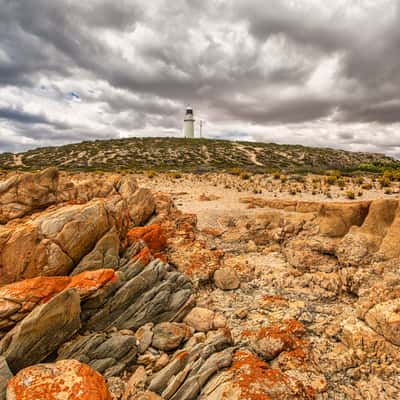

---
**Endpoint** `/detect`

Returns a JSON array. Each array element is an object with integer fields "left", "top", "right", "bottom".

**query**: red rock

[
  {"left": 127, "top": 225, "right": 167, "bottom": 258},
  {"left": 6, "top": 359, "right": 111, "bottom": 400}
]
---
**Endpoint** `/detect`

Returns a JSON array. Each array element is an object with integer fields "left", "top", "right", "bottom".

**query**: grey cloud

[{"left": 0, "top": 0, "right": 399, "bottom": 155}]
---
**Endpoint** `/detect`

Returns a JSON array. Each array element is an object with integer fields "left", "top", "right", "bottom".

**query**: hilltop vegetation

[{"left": 0, "top": 137, "right": 397, "bottom": 173}]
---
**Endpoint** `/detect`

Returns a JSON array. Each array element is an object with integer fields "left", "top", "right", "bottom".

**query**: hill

[{"left": 0, "top": 137, "right": 396, "bottom": 173}]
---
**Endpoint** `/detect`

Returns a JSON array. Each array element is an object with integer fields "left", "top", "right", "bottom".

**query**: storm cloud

[{"left": 0, "top": 0, "right": 400, "bottom": 157}]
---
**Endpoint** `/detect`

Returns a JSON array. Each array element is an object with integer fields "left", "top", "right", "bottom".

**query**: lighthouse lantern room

[{"left": 183, "top": 106, "right": 195, "bottom": 138}]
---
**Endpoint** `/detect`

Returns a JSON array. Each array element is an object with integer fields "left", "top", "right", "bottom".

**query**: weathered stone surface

[
  {"left": 0, "top": 170, "right": 157, "bottom": 285},
  {"left": 0, "top": 357, "right": 12, "bottom": 400},
  {"left": 316, "top": 201, "right": 370, "bottom": 238},
  {"left": 213, "top": 268, "right": 240, "bottom": 290},
  {"left": 364, "top": 298, "right": 400, "bottom": 346},
  {"left": 0, "top": 289, "right": 81, "bottom": 373},
  {"left": 0, "top": 168, "right": 59, "bottom": 224},
  {"left": 201, "top": 350, "right": 316, "bottom": 400},
  {"left": 130, "top": 392, "right": 163, "bottom": 400},
  {"left": 57, "top": 331, "right": 137, "bottom": 378},
  {"left": 6, "top": 359, "right": 111, "bottom": 400},
  {"left": 151, "top": 322, "right": 192, "bottom": 352}
]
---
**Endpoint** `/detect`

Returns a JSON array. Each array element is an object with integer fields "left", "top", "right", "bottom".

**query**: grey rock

[
  {"left": 57, "top": 331, "right": 137, "bottom": 377},
  {"left": 148, "top": 329, "right": 233, "bottom": 399},
  {"left": 0, "top": 289, "right": 81, "bottom": 373},
  {"left": 82, "top": 260, "right": 193, "bottom": 332}
]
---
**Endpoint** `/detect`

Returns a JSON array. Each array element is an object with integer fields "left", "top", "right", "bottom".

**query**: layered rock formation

[
  {"left": 1, "top": 170, "right": 400, "bottom": 399},
  {"left": 0, "top": 169, "right": 154, "bottom": 285}
]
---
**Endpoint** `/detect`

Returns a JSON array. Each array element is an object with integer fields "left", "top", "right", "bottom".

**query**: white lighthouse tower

[{"left": 183, "top": 106, "right": 195, "bottom": 138}]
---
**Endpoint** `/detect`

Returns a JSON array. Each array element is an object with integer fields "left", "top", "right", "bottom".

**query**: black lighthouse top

[{"left": 186, "top": 107, "right": 193, "bottom": 115}]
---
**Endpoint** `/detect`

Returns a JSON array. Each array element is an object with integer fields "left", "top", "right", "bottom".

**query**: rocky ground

[{"left": 1, "top": 169, "right": 400, "bottom": 399}]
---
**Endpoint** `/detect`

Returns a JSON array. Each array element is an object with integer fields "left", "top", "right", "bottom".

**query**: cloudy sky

[{"left": 0, "top": 0, "right": 400, "bottom": 157}]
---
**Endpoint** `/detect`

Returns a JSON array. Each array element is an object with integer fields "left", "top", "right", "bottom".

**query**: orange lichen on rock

[
  {"left": 0, "top": 269, "right": 118, "bottom": 333},
  {"left": 261, "top": 295, "right": 289, "bottom": 308},
  {"left": 201, "top": 227, "right": 223, "bottom": 237},
  {"left": 229, "top": 351, "right": 273, "bottom": 400},
  {"left": 67, "top": 269, "right": 118, "bottom": 299},
  {"left": 131, "top": 246, "right": 153, "bottom": 265},
  {"left": 127, "top": 224, "right": 167, "bottom": 259},
  {"left": 229, "top": 351, "right": 315, "bottom": 400},
  {"left": 0, "top": 276, "right": 70, "bottom": 306},
  {"left": 6, "top": 359, "right": 112, "bottom": 400},
  {"left": 242, "top": 319, "right": 308, "bottom": 361}
]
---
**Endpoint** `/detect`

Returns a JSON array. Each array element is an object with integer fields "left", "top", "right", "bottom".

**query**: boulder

[
  {"left": 213, "top": 268, "right": 240, "bottom": 290},
  {"left": 184, "top": 308, "right": 215, "bottom": 332},
  {"left": 244, "top": 320, "right": 306, "bottom": 361},
  {"left": 0, "top": 168, "right": 59, "bottom": 224},
  {"left": 0, "top": 289, "right": 81, "bottom": 373},
  {"left": 6, "top": 359, "right": 111, "bottom": 400},
  {"left": 152, "top": 322, "right": 192, "bottom": 352},
  {"left": 125, "top": 188, "right": 155, "bottom": 226},
  {"left": 0, "top": 200, "right": 122, "bottom": 285}
]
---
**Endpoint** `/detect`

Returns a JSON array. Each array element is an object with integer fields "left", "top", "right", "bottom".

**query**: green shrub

[
  {"left": 326, "top": 175, "right": 337, "bottom": 185},
  {"left": 346, "top": 190, "right": 355, "bottom": 200},
  {"left": 240, "top": 171, "right": 251, "bottom": 180},
  {"left": 145, "top": 170, "right": 157, "bottom": 179}
]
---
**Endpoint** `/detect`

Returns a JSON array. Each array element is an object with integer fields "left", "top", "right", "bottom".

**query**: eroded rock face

[
  {"left": 0, "top": 270, "right": 117, "bottom": 334},
  {"left": 6, "top": 359, "right": 111, "bottom": 400}
]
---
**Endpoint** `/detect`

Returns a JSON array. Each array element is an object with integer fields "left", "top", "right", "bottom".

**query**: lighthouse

[{"left": 183, "top": 106, "right": 195, "bottom": 138}]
